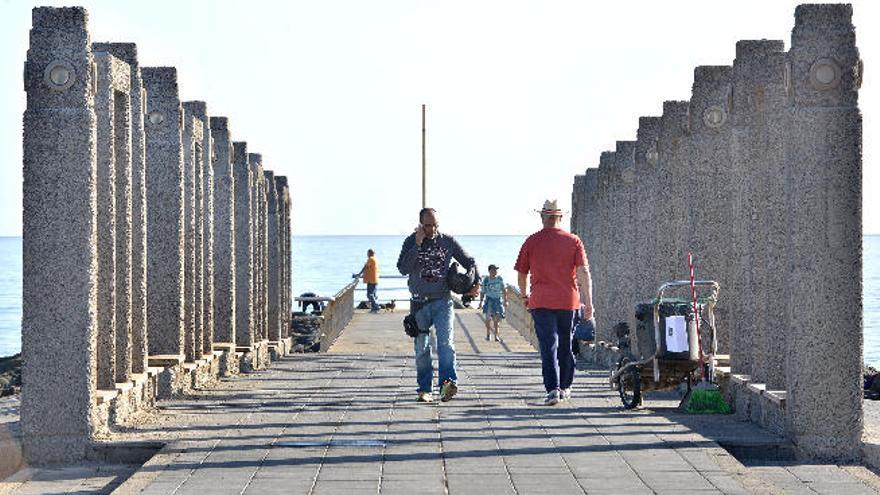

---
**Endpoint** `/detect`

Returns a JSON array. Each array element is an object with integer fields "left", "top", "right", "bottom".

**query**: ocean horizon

[{"left": 1, "top": 234, "right": 879, "bottom": 367}]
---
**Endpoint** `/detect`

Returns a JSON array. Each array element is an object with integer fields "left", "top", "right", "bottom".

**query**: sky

[{"left": 0, "top": 0, "right": 876, "bottom": 236}]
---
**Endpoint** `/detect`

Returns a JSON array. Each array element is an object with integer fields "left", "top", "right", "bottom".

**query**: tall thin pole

[{"left": 421, "top": 104, "right": 426, "bottom": 208}]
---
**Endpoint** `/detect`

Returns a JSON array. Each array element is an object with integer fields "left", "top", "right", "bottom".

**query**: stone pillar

[
  {"left": 614, "top": 141, "right": 637, "bottom": 331},
  {"left": 93, "top": 43, "right": 148, "bottom": 376},
  {"left": 142, "top": 67, "right": 185, "bottom": 359},
  {"left": 234, "top": 143, "right": 254, "bottom": 350},
  {"left": 184, "top": 102, "right": 214, "bottom": 357},
  {"left": 594, "top": 151, "right": 615, "bottom": 342},
  {"left": 276, "top": 176, "right": 291, "bottom": 340},
  {"left": 22, "top": 6, "right": 98, "bottom": 464},
  {"left": 249, "top": 154, "right": 266, "bottom": 344},
  {"left": 571, "top": 175, "right": 584, "bottom": 239},
  {"left": 634, "top": 117, "right": 661, "bottom": 303},
  {"left": 266, "top": 170, "right": 281, "bottom": 342},
  {"left": 93, "top": 52, "right": 119, "bottom": 390},
  {"left": 211, "top": 117, "right": 236, "bottom": 347},
  {"left": 783, "top": 4, "right": 863, "bottom": 461},
  {"left": 582, "top": 169, "right": 598, "bottom": 262},
  {"left": 94, "top": 51, "right": 133, "bottom": 386},
  {"left": 686, "top": 66, "right": 734, "bottom": 353},
  {"left": 729, "top": 40, "right": 787, "bottom": 383},
  {"left": 181, "top": 113, "right": 202, "bottom": 361},
  {"left": 654, "top": 101, "right": 690, "bottom": 288}
]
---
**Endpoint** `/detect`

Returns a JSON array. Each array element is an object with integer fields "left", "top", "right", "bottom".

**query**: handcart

[{"left": 609, "top": 280, "right": 720, "bottom": 409}]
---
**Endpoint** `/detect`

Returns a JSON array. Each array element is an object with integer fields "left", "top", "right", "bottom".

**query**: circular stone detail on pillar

[
  {"left": 809, "top": 57, "right": 841, "bottom": 91},
  {"left": 702, "top": 105, "right": 727, "bottom": 129},
  {"left": 43, "top": 60, "right": 76, "bottom": 91},
  {"left": 148, "top": 111, "right": 165, "bottom": 125}
]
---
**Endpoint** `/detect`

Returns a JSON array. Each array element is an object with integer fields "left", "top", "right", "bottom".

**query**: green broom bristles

[{"left": 684, "top": 388, "right": 731, "bottom": 414}]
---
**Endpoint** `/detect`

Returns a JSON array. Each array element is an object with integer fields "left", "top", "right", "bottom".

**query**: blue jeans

[
  {"left": 414, "top": 298, "right": 457, "bottom": 393},
  {"left": 367, "top": 283, "right": 380, "bottom": 311},
  {"left": 532, "top": 309, "right": 577, "bottom": 393}
]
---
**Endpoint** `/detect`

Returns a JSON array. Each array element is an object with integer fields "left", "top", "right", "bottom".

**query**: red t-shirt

[{"left": 514, "top": 228, "right": 587, "bottom": 310}]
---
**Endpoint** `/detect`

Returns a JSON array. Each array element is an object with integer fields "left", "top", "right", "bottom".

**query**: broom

[{"left": 681, "top": 252, "right": 731, "bottom": 414}]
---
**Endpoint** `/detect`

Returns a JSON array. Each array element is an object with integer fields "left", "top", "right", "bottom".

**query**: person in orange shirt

[
  {"left": 358, "top": 249, "right": 381, "bottom": 313},
  {"left": 514, "top": 200, "right": 594, "bottom": 406}
]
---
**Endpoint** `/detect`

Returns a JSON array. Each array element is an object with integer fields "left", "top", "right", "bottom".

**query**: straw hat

[{"left": 536, "top": 199, "right": 564, "bottom": 216}]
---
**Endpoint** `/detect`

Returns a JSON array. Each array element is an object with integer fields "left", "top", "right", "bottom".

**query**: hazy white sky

[{"left": 0, "top": 0, "right": 876, "bottom": 236}]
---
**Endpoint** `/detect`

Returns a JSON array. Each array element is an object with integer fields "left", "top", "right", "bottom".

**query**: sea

[{"left": 2, "top": 235, "right": 880, "bottom": 366}]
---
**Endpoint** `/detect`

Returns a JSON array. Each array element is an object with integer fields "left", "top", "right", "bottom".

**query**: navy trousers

[{"left": 531, "top": 309, "right": 577, "bottom": 393}]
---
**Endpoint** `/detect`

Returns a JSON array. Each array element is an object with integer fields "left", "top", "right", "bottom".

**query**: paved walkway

[{"left": 3, "top": 309, "right": 880, "bottom": 494}]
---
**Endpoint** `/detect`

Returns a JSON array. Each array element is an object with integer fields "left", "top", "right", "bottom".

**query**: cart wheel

[{"left": 618, "top": 364, "right": 641, "bottom": 410}]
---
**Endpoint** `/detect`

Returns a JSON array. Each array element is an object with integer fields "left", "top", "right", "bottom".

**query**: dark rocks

[
  {"left": 290, "top": 314, "right": 322, "bottom": 353},
  {"left": 0, "top": 354, "right": 22, "bottom": 397}
]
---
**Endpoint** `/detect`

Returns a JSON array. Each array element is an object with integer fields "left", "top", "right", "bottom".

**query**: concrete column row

[
  {"left": 570, "top": 4, "right": 862, "bottom": 461},
  {"left": 21, "top": 7, "right": 293, "bottom": 464}
]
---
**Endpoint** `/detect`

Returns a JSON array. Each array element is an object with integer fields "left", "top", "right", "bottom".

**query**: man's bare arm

[
  {"left": 576, "top": 265, "right": 594, "bottom": 319},
  {"left": 517, "top": 272, "right": 528, "bottom": 300}
]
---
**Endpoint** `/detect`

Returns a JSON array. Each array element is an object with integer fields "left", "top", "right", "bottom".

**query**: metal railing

[
  {"left": 504, "top": 285, "right": 539, "bottom": 349},
  {"left": 294, "top": 280, "right": 358, "bottom": 352},
  {"left": 351, "top": 275, "right": 409, "bottom": 304}
]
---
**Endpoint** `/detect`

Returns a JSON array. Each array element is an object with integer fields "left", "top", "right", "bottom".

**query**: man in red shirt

[{"left": 514, "top": 199, "right": 594, "bottom": 406}]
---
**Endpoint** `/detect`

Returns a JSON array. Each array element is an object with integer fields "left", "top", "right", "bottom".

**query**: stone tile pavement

[{"left": 3, "top": 309, "right": 880, "bottom": 494}]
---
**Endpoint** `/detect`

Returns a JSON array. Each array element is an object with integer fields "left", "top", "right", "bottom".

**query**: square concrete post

[
  {"left": 233, "top": 142, "right": 254, "bottom": 350},
  {"left": 142, "top": 67, "right": 185, "bottom": 359},
  {"left": 276, "top": 176, "right": 291, "bottom": 339},
  {"left": 614, "top": 141, "right": 637, "bottom": 332},
  {"left": 686, "top": 66, "right": 735, "bottom": 353},
  {"left": 729, "top": 40, "right": 787, "bottom": 383},
  {"left": 182, "top": 113, "right": 203, "bottom": 361},
  {"left": 93, "top": 52, "right": 121, "bottom": 390},
  {"left": 249, "top": 154, "right": 266, "bottom": 344},
  {"left": 594, "top": 151, "right": 615, "bottom": 342},
  {"left": 571, "top": 175, "right": 584, "bottom": 239},
  {"left": 582, "top": 169, "right": 598, "bottom": 264},
  {"left": 94, "top": 51, "right": 133, "bottom": 386},
  {"left": 22, "top": 6, "right": 98, "bottom": 464},
  {"left": 211, "top": 117, "right": 236, "bottom": 347},
  {"left": 265, "top": 170, "right": 281, "bottom": 342},
  {"left": 655, "top": 101, "right": 690, "bottom": 287},
  {"left": 184, "top": 102, "right": 214, "bottom": 356},
  {"left": 634, "top": 117, "right": 661, "bottom": 303},
  {"left": 783, "top": 4, "right": 863, "bottom": 461},
  {"left": 93, "top": 43, "right": 148, "bottom": 376}
]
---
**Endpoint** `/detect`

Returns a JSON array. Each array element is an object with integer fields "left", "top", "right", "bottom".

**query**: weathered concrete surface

[
  {"left": 182, "top": 113, "right": 203, "bottom": 362},
  {"left": 634, "top": 116, "right": 661, "bottom": 305},
  {"left": 233, "top": 142, "right": 254, "bottom": 350},
  {"left": 21, "top": 6, "right": 99, "bottom": 464},
  {"left": 783, "top": 4, "right": 863, "bottom": 462},
  {"left": 210, "top": 117, "right": 236, "bottom": 348},
  {"left": 265, "top": 170, "right": 281, "bottom": 342},
  {"left": 654, "top": 100, "right": 690, "bottom": 287},
  {"left": 729, "top": 40, "right": 787, "bottom": 385},
  {"left": 142, "top": 66, "right": 185, "bottom": 359},
  {"left": 93, "top": 42, "right": 148, "bottom": 378},
  {"left": 94, "top": 51, "right": 130, "bottom": 391},
  {"left": 594, "top": 151, "right": 615, "bottom": 343},
  {"left": 686, "top": 65, "right": 734, "bottom": 355},
  {"left": 276, "top": 176, "right": 291, "bottom": 340}
]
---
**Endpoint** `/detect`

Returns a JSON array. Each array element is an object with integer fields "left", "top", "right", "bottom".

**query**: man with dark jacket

[{"left": 398, "top": 207, "right": 479, "bottom": 403}]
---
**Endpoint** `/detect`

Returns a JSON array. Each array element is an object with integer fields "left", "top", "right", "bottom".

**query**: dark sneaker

[
  {"left": 417, "top": 391, "right": 433, "bottom": 403},
  {"left": 544, "top": 389, "right": 561, "bottom": 406},
  {"left": 440, "top": 380, "right": 458, "bottom": 402}
]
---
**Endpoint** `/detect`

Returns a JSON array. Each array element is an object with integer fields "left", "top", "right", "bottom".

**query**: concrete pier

[
  {"left": 233, "top": 143, "right": 254, "bottom": 353},
  {"left": 210, "top": 117, "right": 236, "bottom": 350}
]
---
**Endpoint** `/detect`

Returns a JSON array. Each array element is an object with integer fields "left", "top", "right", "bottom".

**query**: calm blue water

[{"left": 2, "top": 235, "right": 880, "bottom": 366}]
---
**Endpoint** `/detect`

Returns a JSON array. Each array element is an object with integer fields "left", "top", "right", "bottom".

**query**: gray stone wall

[
  {"left": 266, "top": 170, "right": 281, "bottom": 342},
  {"left": 571, "top": 4, "right": 863, "bottom": 461}
]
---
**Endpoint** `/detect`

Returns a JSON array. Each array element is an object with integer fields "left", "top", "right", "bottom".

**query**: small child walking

[{"left": 479, "top": 264, "right": 506, "bottom": 341}]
